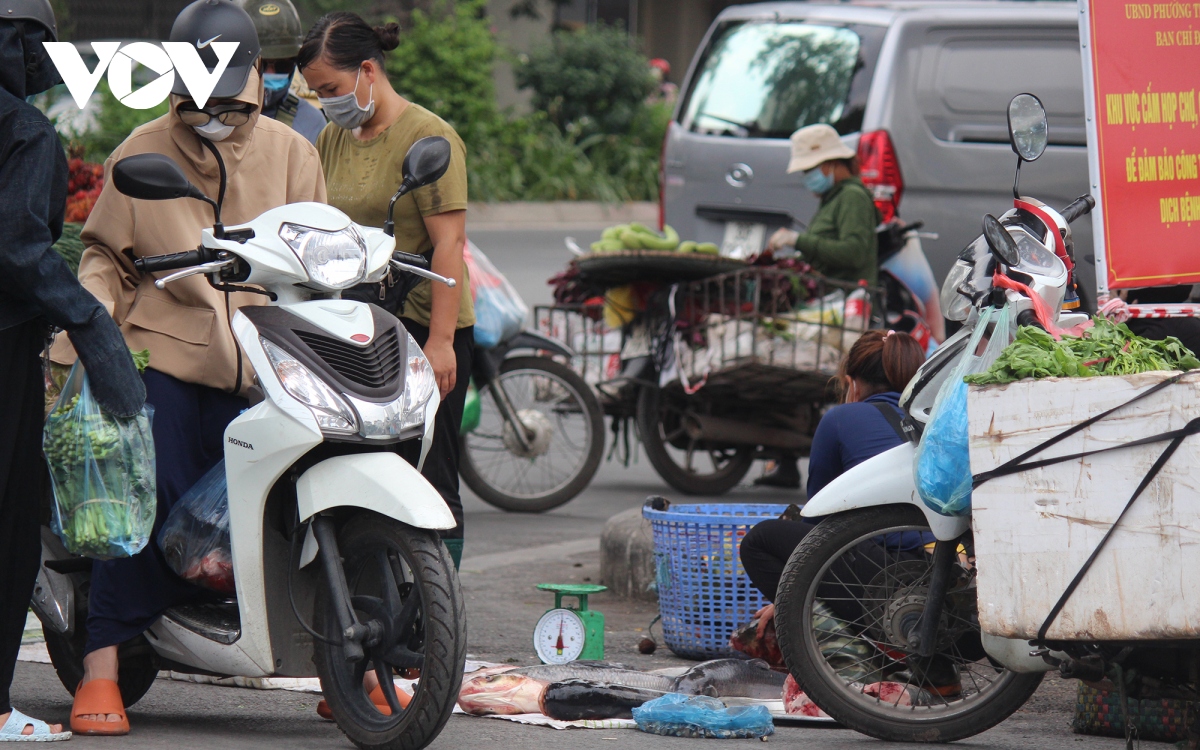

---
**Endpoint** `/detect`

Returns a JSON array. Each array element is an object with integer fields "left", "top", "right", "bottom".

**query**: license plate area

[{"left": 721, "top": 222, "right": 766, "bottom": 259}]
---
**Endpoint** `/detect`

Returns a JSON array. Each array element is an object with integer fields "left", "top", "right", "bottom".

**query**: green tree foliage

[
  {"left": 515, "top": 23, "right": 656, "bottom": 135},
  {"left": 64, "top": 81, "right": 170, "bottom": 163},
  {"left": 386, "top": 0, "right": 499, "bottom": 149}
]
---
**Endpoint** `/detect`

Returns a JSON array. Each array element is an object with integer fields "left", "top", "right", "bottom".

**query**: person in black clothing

[{"left": 0, "top": 1, "right": 145, "bottom": 739}]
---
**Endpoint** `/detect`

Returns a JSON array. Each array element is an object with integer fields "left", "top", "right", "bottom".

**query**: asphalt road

[{"left": 10, "top": 229, "right": 1125, "bottom": 749}]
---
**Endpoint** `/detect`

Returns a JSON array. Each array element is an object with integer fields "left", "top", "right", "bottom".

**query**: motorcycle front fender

[
  {"left": 800, "top": 443, "right": 970, "bottom": 542},
  {"left": 296, "top": 453, "right": 456, "bottom": 530}
]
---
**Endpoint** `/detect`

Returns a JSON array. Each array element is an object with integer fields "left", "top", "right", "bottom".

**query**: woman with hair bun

[
  {"left": 738, "top": 331, "right": 928, "bottom": 650},
  {"left": 298, "top": 13, "right": 473, "bottom": 567}
]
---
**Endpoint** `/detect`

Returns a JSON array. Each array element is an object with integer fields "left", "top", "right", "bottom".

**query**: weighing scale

[{"left": 533, "top": 583, "right": 607, "bottom": 664}]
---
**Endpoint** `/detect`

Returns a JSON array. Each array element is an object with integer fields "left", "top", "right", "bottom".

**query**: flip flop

[
  {"left": 0, "top": 709, "right": 71, "bottom": 742},
  {"left": 70, "top": 679, "right": 130, "bottom": 736},
  {"left": 316, "top": 683, "right": 412, "bottom": 721}
]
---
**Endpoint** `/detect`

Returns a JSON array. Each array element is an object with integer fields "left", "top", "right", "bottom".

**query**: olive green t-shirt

[{"left": 317, "top": 103, "right": 474, "bottom": 328}]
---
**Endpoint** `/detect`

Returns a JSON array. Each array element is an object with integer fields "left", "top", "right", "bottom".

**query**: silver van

[{"left": 661, "top": 1, "right": 1093, "bottom": 306}]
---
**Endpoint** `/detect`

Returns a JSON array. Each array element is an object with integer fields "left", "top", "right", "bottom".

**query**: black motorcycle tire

[
  {"left": 314, "top": 513, "right": 466, "bottom": 750},
  {"left": 459, "top": 357, "right": 604, "bottom": 513},
  {"left": 42, "top": 626, "right": 158, "bottom": 708},
  {"left": 775, "top": 506, "right": 1043, "bottom": 743},
  {"left": 636, "top": 386, "right": 753, "bottom": 496}
]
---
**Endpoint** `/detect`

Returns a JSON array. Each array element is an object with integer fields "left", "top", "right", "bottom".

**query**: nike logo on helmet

[{"left": 197, "top": 34, "right": 222, "bottom": 49}]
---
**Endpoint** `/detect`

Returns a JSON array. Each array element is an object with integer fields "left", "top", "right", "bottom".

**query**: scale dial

[{"left": 534, "top": 608, "right": 586, "bottom": 664}]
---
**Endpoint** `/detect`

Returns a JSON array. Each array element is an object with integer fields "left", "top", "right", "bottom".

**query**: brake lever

[
  {"left": 153, "top": 259, "right": 235, "bottom": 290},
  {"left": 390, "top": 259, "right": 457, "bottom": 288}
]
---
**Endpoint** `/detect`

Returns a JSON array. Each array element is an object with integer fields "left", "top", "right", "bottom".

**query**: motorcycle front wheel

[
  {"left": 459, "top": 356, "right": 604, "bottom": 513},
  {"left": 314, "top": 513, "right": 466, "bottom": 750},
  {"left": 774, "top": 506, "right": 1042, "bottom": 743}
]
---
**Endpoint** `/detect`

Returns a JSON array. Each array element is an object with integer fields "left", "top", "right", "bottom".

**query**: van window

[
  {"left": 923, "top": 35, "right": 1086, "bottom": 146},
  {"left": 680, "top": 21, "right": 882, "bottom": 139}
]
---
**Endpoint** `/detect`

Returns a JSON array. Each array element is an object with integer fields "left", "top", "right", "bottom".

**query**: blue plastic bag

[
  {"left": 465, "top": 241, "right": 527, "bottom": 349},
  {"left": 632, "top": 694, "right": 774, "bottom": 739},
  {"left": 43, "top": 363, "right": 156, "bottom": 560},
  {"left": 158, "top": 460, "right": 234, "bottom": 595},
  {"left": 914, "top": 304, "right": 1013, "bottom": 516}
]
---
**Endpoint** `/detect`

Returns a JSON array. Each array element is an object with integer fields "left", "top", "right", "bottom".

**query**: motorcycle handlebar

[
  {"left": 392, "top": 251, "right": 430, "bottom": 271},
  {"left": 1060, "top": 195, "right": 1096, "bottom": 224},
  {"left": 1016, "top": 309, "right": 1045, "bottom": 330},
  {"left": 134, "top": 248, "right": 214, "bottom": 274}
]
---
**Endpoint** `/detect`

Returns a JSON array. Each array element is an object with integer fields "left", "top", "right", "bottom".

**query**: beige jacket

[{"left": 53, "top": 69, "right": 326, "bottom": 395}]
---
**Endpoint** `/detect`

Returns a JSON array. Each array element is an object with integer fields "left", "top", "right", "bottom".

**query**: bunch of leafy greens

[{"left": 965, "top": 316, "right": 1200, "bottom": 386}]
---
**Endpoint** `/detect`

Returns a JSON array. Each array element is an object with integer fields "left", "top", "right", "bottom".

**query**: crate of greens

[
  {"left": 43, "top": 359, "right": 156, "bottom": 560},
  {"left": 966, "top": 317, "right": 1200, "bottom": 641}
]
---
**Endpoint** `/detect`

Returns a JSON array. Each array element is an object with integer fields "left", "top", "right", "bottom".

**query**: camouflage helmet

[{"left": 237, "top": 0, "right": 302, "bottom": 59}]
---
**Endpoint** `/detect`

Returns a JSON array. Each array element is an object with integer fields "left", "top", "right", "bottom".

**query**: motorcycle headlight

[
  {"left": 401, "top": 333, "right": 437, "bottom": 430},
  {"left": 279, "top": 223, "right": 367, "bottom": 290},
  {"left": 940, "top": 260, "right": 975, "bottom": 322},
  {"left": 261, "top": 338, "right": 358, "bottom": 435}
]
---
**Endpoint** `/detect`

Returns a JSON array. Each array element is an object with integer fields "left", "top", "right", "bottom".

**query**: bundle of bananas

[{"left": 591, "top": 223, "right": 719, "bottom": 255}]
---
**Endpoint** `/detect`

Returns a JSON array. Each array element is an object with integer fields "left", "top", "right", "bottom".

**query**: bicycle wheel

[
  {"left": 459, "top": 357, "right": 604, "bottom": 513},
  {"left": 774, "top": 506, "right": 1042, "bottom": 742}
]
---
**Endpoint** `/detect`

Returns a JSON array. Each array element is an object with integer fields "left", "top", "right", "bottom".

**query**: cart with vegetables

[{"left": 541, "top": 223, "right": 885, "bottom": 495}]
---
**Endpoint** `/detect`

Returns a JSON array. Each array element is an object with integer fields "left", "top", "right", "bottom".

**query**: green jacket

[{"left": 794, "top": 176, "right": 880, "bottom": 286}]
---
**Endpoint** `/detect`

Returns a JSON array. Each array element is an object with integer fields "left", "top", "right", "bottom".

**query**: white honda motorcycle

[
  {"left": 774, "top": 95, "right": 1096, "bottom": 742},
  {"left": 31, "top": 137, "right": 466, "bottom": 750}
]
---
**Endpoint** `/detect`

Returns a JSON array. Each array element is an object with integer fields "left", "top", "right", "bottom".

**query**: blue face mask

[
  {"left": 263, "top": 73, "right": 292, "bottom": 93},
  {"left": 804, "top": 167, "right": 835, "bottom": 195}
]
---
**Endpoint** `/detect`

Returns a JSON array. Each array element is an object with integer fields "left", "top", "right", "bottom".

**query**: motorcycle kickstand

[
  {"left": 311, "top": 515, "right": 377, "bottom": 662},
  {"left": 911, "top": 539, "right": 957, "bottom": 658},
  {"left": 487, "top": 380, "right": 535, "bottom": 453}
]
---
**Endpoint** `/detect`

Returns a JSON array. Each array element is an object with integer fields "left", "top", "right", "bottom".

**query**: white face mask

[
  {"left": 317, "top": 68, "right": 375, "bottom": 130},
  {"left": 193, "top": 119, "right": 235, "bottom": 142}
]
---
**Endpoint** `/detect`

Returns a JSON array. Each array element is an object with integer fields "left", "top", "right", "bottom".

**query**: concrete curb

[
  {"left": 467, "top": 201, "right": 657, "bottom": 230},
  {"left": 599, "top": 505, "right": 658, "bottom": 602}
]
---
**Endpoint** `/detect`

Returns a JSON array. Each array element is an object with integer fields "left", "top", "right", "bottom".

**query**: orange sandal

[
  {"left": 71, "top": 680, "right": 130, "bottom": 736},
  {"left": 317, "top": 683, "right": 412, "bottom": 721}
]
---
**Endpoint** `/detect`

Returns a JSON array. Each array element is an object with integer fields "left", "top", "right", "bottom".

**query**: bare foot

[
  {"left": 0, "top": 711, "right": 65, "bottom": 735},
  {"left": 77, "top": 645, "right": 124, "bottom": 723}
]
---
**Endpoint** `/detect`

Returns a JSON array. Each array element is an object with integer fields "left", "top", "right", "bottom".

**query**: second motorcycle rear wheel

[{"left": 636, "top": 386, "right": 753, "bottom": 495}]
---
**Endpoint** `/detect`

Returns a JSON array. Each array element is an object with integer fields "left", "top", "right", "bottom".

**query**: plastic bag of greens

[
  {"left": 43, "top": 363, "right": 156, "bottom": 559},
  {"left": 632, "top": 694, "right": 774, "bottom": 739},
  {"left": 158, "top": 460, "right": 234, "bottom": 595},
  {"left": 914, "top": 303, "right": 1013, "bottom": 516},
  {"left": 465, "top": 241, "right": 527, "bottom": 349}
]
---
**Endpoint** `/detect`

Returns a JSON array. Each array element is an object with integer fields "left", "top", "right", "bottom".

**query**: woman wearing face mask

[
  {"left": 298, "top": 13, "right": 473, "bottom": 569},
  {"left": 237, "top": 0, "right": 326, "bottom": 144},
  {"left": 49, "top": 0, "right": 326, "bottom": 735},
  {"left": 766, "top": 123, "right": 880, "bottom": 286},
  {"left": 759, "top": 123, "right": 883, "bottom": 488}
]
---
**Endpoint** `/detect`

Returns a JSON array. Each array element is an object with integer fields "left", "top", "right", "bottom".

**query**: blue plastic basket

[{"left": 642, "top": 501, "right": 788, "bottom": 660}]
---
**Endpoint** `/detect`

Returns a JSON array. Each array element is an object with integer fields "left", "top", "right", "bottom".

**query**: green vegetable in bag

[{"left": 43, "top": 363, "right": 157, "bottom": 559}]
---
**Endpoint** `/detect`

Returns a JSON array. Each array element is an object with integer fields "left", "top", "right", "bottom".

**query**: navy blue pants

[{"left": 85, "top": 369, "right": 246, "bottom": 655}]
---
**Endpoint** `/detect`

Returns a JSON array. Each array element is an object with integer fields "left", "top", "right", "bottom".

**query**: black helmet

[
  {"left": 169, "top": 0, "right": 261, "bottom": 99},
  {"left": 1, "top": 0, "right": 56, "bottom": 39},
  {"left": 237, "top": 0, "right": 301, "bottom": 60}
]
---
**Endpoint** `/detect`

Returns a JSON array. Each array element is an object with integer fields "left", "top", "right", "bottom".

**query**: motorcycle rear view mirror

[
  {"left": 982, "top": 214, "right": 1020, "bottom": 267},
  {"left": 113, "top": 153, "right": 223, "bottom": 232},
  {"left": 1007, "top": 93, "right": 1048, "bottom": 162},
  {"left": 384, "top": 136, "right": 453, "bottom": 236}
]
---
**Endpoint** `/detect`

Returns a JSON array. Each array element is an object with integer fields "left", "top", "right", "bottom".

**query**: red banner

[{"left": 1085, "top": 1, "right": 1200, "bottom": 290}]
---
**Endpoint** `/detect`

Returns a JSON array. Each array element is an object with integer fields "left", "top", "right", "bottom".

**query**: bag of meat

[{"left": 157, "top": 460, "right": 235, "bottom": 595}]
